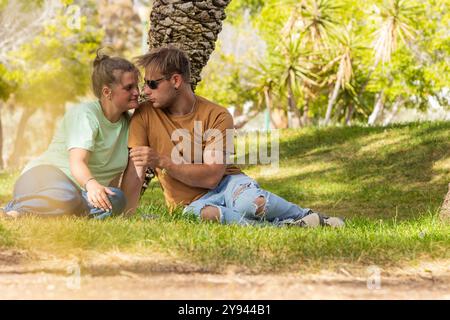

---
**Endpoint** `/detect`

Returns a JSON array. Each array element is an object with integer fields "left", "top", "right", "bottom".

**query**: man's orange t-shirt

[{"left": 128, "top": 95, "right": 242, "bottom": 208}]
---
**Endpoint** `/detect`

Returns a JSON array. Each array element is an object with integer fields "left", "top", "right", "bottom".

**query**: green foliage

[
  {"left": 1, "top": 0, "right": 102, "bottom": 110},
  {"left": 201, "top": 0, "right": 450, "bottom": 126},
  {"left": 196, "top": 20, "right": 262, "bottom": 111},
  {"left": 196, "top": 44, "right": 257, "bottom": 111},
  {"left": 225, "top": 0, "right": 265, "bottom": 24},
  {"left": 0, "top": 64, "right": 15, "bottom": 101}
]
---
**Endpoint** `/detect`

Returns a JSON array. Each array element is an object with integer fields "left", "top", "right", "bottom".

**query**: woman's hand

[{"left": 85, "top": 179, "right": 116, "bottom": 211}]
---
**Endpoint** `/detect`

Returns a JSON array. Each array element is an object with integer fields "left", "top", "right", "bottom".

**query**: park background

[
  {"left": 0, "top": 0, "right": 448, "bottom": 169},
  {"left": 0, "top": 0, "right": 449, "bottom": 299}
]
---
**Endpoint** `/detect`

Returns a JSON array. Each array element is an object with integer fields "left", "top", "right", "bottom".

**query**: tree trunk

[
  {"left": 368, "top": 90, "right": 384, "bottom": 126},
  {"left": 148, "top": 0, "right": 231, "bottom": 90},
  {"left": 8, "top": 108, "right": 36, "bottom": 168},
  {"left": 383, "top": 97, "right": 404, "bottom": 126},
  {"left": 263, "top": 87, "right": 276, "bottom": 130},
  {"left": 287, "top": 77, "right": 301, "bottom": 128},
  {"left": 302, "top": 98, "right": 310, "bottom": 126},
  {"left": 39, "top": 104, "right": 65, "bottom": 151},
  {"left": 271, "top": 107, "right": 288, "bottom": 129},
  {"left": 345, "top": 103, "right": 354, "bottom": 126},
  {"left": 335, "top": 103, "right": 343, "bottom": 122},
  {"left": 234, "top": 109, "right": 259, "bottom": 129},
  {"left": 440, "top": 184, "right": 450, "bottom": 222},
  {"left": 325, "top": 74, "right": 341, "bottom": 125}
]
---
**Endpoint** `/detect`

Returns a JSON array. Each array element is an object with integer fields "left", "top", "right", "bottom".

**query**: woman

[{"left": 1, "top": 51, "right": 140, "bottom": 219}]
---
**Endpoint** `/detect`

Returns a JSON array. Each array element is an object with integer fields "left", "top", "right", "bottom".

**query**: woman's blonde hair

[{"left": 92, "top": 49, "right": 140, "bottom": 98}]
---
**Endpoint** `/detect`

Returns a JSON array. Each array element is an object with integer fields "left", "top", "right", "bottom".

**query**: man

[{"left": 121, "top": 46, "right": 344, "bottom": 227}]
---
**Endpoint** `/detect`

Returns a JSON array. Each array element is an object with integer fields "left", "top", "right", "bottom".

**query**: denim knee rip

[
  {"left": 232, "top": 182, "right": 268, "bottom": 219},
  {"left": 195, "top": 203, "right": 224, "bottom": 223}
]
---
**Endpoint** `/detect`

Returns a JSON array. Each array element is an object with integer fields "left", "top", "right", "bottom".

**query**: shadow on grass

[{"left": 252, "top": 122, "right": 450, "bottom": 219}]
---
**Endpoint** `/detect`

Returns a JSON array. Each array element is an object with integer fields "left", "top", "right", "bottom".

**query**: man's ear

[
  {"left": 172, "top": 74, "right": 183, "bottom": 90},
  {"left": 102, "top": 85, "right": 112, "bottom": 99}
]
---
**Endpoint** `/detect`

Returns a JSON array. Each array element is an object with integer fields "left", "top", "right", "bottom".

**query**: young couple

[{"left": 1, "top": 46, "right": 344, "bottom": 228}]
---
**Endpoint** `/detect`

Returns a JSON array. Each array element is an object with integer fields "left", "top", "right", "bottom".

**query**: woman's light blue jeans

[{"left": 183, "top": 174, "right": 311, "bottom": 225}]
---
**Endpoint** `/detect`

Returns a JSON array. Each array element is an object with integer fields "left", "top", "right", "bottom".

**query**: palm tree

[
  {"left": 372, "top": 0, "right": 417, "bottom": 66},
  {"left": 274, "top": 36, "right": 318, "bottom": 128},
  {"left": 295, "top": 0, "right": 341, "bottom": 51},
  {"left": 363, "top": 0, "right": 419, "bottom": 124},
  {"left": 283, "top": 0, "right": 341, "bottom": 125},
  {"left": 248, "top": 59, "right": 278, "bottom": 130},
  {"left": 324, "top": 22, "right": 361, "bottom": 125},
  {"left": 148, "top": 0, "right": 232, "bottom": 89}
]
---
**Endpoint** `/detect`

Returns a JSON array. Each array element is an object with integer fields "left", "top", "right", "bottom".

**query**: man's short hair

[{"left": 135, "top": 46, "right": 191, "bottom": 83}]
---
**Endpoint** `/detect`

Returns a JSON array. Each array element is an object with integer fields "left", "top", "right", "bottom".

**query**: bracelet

[{"left": 84, "top": 177, "right": 95, "bottom": 190}]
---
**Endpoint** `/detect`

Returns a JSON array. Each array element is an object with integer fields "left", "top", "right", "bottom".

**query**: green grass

[{"left": 1, "top": 121, "right": 449, "bottom": 272}]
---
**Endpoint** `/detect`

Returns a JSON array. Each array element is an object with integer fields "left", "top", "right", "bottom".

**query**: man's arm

[
  {"left": 129, "top": 148, "right": 225, "bottom": 190},
  {"left": 120, "top": 158, "right": 146, "bottom": 215},
  {"left": 161, "top": 149, "right": 226, "bottom": 189},
  {"left": 129, "top": 108, "right": 233, "bottom": 190},
  {"left": 108, "top": 173, "right": 122, "bottom": 188}
]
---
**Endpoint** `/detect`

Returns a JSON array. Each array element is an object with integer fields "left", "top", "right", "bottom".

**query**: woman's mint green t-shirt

[{"left": 23, "top": 100, "right": 129, "bottom": 188}]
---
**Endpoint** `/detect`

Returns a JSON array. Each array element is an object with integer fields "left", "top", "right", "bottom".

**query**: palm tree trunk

[
  {"left": 263, "top": 88, "right": 272, "bottom": 112},
  {"left": 302, "top": 100, "right": 309, "bottom": 126},
  {"left": 345, "top": 103, "right": 354, "bottom": 126},
  {"left": 383, "top": 96, "right": 404, "bottom": 126},
  {"left": 234, "top": 109, "right": 259, "bottom": 129},
  {"left": 287, "top": 78, "right": 301, "bottom": 128},
  {"left": 271, "top": 107, "right": 288, "bottom": 129},
  {"left": 263, "top": 87, "right": 276, "bottom": 130},
  {"left": 368, "top": 90, "right": 385, "bottom": 126},
  {"left": 325, "top": 75, "right": 341, "bottom": 125},
  {"left": 148, "top": 0, "right": 231, "bottom": 90}
]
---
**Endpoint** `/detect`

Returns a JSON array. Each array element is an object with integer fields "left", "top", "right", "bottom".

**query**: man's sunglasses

[{"left": 144, "top": 77, "right": 167, "bottom": 90}]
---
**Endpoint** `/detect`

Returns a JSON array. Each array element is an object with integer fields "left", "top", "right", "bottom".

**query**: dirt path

[{"left": 1, "top": 250, "right": 449, "bottom": 299}]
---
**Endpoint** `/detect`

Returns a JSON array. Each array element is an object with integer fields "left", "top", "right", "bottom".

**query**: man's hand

[
  {"left": 129, "top": 146, "right": 167, "bottom": 168},
  {"left": 129, "top": 146, "right": 226, "bottom": 190}
]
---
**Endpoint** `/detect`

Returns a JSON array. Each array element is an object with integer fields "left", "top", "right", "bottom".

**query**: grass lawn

[{"left": 1, "top": 121, "right": 449, "bottom": 272}]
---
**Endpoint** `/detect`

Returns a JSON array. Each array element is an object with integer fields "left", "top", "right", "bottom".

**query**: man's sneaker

[
  {"left": 439, "top": 184, "right": 450, "bottom": 222},
  {"left": 323, "top": 216, "right": 346, "bottom": 228},
  {"left": 294, "top": 211, "right": 345, "bottom": 228}
]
